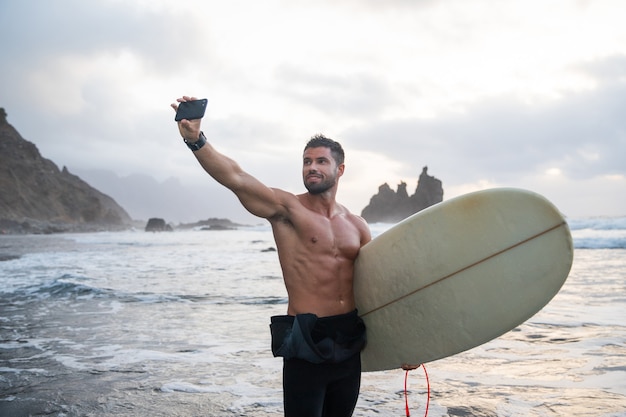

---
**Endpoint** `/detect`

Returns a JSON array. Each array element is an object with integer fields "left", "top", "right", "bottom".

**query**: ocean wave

[
  {"left": 238, "top": 295, "right": 288, "bottom": 305},
  {"left": 35, "top": 278, "right": 112, "bottom": 299},
  {"left": 573, "top": 237, "right": 626, "bottom": 250},
  {"left": 0, "top": 253, "right": 21, "bottom": 262},
  {"left": 567, "top": 216, "right": 626, "bottom": 231},
  {"left": 98, "top": 292, "right": 288, "bottom": 306},
  {"left": 1, "top": 280, "right": 111, "bottom": 306},
  {"left": 570, "top": 218, "right": 626, "bottom": 249}
]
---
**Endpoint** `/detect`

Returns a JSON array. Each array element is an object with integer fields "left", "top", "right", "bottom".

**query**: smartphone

[{"left": 175, "top": 98, "right": 208, "bottom": 121}]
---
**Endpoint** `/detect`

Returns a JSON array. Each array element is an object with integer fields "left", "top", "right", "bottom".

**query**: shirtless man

[{"left": 172, "top": 96, "right": 371, "bottom": 417}]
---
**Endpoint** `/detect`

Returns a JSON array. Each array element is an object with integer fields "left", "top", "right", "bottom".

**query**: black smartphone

[{"left": 174, "top": 98, "right": 208, "bottom": 121}]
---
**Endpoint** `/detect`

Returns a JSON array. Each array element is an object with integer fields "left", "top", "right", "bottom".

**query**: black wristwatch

[{"left": 184, "top": 131, "right": 207, "bottom": 151}]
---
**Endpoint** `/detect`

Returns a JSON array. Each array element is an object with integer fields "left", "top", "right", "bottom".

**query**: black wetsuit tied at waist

[{"left": 270, "top": 309, "right": 366, "bottom": 364}]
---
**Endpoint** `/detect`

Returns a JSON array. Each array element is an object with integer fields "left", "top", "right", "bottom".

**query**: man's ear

[{"left": 337, "top": 163, "right": 345, "bottom": 177}]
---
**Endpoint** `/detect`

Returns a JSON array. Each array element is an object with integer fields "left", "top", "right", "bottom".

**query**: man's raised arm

[{"left": 171, "top": 96, "right": 288, "bottom": 219}]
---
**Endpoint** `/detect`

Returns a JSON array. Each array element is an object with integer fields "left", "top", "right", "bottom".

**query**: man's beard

[{"left": 304, "top": 175, "right": 336, "bottom": 194}]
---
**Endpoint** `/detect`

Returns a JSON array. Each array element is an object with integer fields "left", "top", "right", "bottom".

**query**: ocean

[{"left": 1, "top": 217, "right": 625, "bottom": 416}]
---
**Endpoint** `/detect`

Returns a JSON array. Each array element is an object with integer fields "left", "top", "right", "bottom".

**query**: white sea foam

[
  {"left": 0, "top": 367, "right": 49, "bottom": 375},
  {"left": 161, "top": 381, "right": 217, "bottom": 393}
]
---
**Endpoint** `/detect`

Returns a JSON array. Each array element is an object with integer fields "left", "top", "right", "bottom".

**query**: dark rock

[
  {"left": 199, "top": 225, "right": 234, "bottom": 231},
  {"left": 361, "top": 166, "right": 443, "bottom": 223},
  {"left": 145, "top": 218, "right": 172, "bottom": 232},
  {"left": 177, "top": 217, "right": 247, "bottom": 230},
  {"left": 0, "top": 109, "right": 133, "bottom": 234}
]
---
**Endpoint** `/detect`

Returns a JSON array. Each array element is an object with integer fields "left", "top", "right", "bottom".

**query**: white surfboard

[{"left": 354, "top": 188, "right": 573, "bottom": 372}]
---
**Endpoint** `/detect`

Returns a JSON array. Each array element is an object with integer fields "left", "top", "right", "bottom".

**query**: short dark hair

[{"left": 304, "top": 134, "right": 345, "bottom": 165}]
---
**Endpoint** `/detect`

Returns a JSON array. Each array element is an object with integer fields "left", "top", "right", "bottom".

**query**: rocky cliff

[
  {"left": 361, "top": 166, "right": 443, "bottom": 223},
  {"left": 0, "top": 108, "right": 132, "bottom": 233}
]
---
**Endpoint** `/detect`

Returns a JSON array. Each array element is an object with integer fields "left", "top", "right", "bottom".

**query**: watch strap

[{"left": 184, "top": 131, "right": 207, "bottom": 151}]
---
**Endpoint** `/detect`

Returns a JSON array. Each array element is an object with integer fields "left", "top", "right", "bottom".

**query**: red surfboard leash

[{"left": 404, "top": 364, "right": 430, "bottom": 417}]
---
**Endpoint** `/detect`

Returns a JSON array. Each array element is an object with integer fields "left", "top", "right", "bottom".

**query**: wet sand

[{"left": 0, "top": 338, "right": 239, "bottom": 417}]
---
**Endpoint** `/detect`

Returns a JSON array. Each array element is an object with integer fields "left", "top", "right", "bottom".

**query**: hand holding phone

[{"left": 175, "top": 98, "right": 208, "bottom": 121}]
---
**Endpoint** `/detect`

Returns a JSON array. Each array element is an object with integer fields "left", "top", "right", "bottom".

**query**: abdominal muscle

[{"left": 279, "top": 252, "right": 357, "bottom": 317}]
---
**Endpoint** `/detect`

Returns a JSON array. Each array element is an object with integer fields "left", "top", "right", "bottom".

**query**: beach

[{"left": 1, "top": 219, "right": 625, "bottom": 416}]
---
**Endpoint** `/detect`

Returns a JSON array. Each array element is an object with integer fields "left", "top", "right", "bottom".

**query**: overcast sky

[{"left": 1, "top": 0, "right": 625, "bottom": 221}]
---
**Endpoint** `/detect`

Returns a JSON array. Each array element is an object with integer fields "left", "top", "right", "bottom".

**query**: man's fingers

[
  {"left": 171, "top": 96, "right": 200, "bottom": 113},
  {"left": 172, "top": 96, "right": 199, "bottom": 111}
]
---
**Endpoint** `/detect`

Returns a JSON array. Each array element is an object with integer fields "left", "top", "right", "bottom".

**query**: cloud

[
  {"left": 1, "top": 0, "right": 625, "bottom": 219},
  {"left": 347, "top": 53, "right": 626, "bottom": 182}
]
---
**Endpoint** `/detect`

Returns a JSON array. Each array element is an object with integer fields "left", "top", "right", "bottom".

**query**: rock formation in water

[
  {"left": 361, "top": 166, "right": 443, "bottom": 223},
  {"left": 144, "top": 218, "right": 173, "bottom": 232},
  {"left": 0, "top": 108, "right": 132, "bottom": 234}
]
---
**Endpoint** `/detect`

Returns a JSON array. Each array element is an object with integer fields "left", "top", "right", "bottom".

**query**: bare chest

[{"left": 298, "top": 215, "right": 361, "bottom": 260}]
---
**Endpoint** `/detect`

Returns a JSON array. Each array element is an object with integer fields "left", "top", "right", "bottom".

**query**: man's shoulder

[
  {"left": 339, "top": 205, "right": 371, "bottom": 243},
  {"left": 337, "top": 203, "right": 365, "bottom": 222}
]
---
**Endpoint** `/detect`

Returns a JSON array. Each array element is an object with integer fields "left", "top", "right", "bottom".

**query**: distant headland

[
  {"left": 0, "top": 108, "right": 132, "bottom": 234},
  {"left": 1, "top": 106, "right": 444, "bottom": 234}
]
